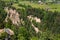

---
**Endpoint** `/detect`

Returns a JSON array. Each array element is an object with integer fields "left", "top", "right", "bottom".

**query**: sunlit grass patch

[{"left": 12, "top": 1, "right": 60, "bottom": 12}]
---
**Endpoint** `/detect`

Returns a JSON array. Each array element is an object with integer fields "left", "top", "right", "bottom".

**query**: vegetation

[{"left": 0, "top": 0, "right": 60, "bottom": 40}]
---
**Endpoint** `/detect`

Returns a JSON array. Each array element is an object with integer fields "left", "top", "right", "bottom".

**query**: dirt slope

[
  {"left": 27, "top": 15, "right": 42, "bottom": 33},
  {"left": 4, "top": 7, "right": 20, "bottom": 25}
]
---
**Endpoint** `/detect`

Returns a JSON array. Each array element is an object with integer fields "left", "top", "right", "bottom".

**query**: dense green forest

[{"left": 0, "top": 0, "right": 60, "bottom": 40}]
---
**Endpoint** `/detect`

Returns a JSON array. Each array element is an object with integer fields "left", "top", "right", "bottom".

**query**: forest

[{"left": 0, "top": 0, "right": 60, "bottom": 40}]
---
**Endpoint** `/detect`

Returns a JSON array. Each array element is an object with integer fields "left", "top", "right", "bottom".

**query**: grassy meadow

[{"left": 12, "top": 1, "right": 60, "bottom": 12}]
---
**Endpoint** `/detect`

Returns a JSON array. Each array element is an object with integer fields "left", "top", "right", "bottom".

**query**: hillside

[{"left": 0, "top": 0, "right": 60, "bottom": 40}]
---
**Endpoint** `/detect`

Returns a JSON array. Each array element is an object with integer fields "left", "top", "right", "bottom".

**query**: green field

[{"left": 12, "top": 1, "right": 60, "bottom": 12}]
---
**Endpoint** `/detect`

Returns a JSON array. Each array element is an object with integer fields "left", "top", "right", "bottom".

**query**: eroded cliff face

[
  {"left": 0, "top": 28, "right": 14, "bottom": 36},
  {"left": 4, "top": 7, "right": 20, "bottom": 25},
  {"left": 27, "top": 15, "right": 42, "bottom": 33}
]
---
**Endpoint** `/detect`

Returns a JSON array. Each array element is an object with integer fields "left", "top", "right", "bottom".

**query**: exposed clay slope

[
  {"left": 0, "top": 28, "right": 14, "bottom": 36},
  {"left": 4, "top": 7, "right": 20, "bottom": 25},
  {"left": 27, "top": 15, "right": 42, "bottom": 33},
  {"left": 0, "top": 29, "right": 4, "bottom": 35}
]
